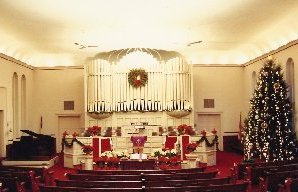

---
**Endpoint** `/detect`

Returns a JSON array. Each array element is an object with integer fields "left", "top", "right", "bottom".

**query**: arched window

[
  {"left": 21, "top": 75, "right": 26, "bottom": 130},
  {"left": 251, "top": 71, "right": 257, "bottom": 95},
  {"left": 286, "top": 58, "right": 295, "bottom": 105},
  {"left": 12, "top": 72, "right": 19, "bottom": 139}
]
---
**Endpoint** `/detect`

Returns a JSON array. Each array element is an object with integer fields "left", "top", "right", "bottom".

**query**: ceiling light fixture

[
  {"left": 187, "top": 41, "right": 202, "bottom": 46},
  {"left": 74, "top": 42, "right": 98, "bottom": 49}
]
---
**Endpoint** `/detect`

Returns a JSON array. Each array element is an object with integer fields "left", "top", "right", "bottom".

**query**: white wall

[
  {"left": 0, "top": 54, "right": 34, "bottom": 156},
  {"left": 32, "top": 67, "right": 85, "bottom": 138},
  {"left": 192, "top": 65, "right": 244, "bottom": 135}
]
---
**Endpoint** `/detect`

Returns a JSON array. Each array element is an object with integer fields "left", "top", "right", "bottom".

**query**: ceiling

[{"left": 0, "top": 0, "right": 298, "bottom": 67}]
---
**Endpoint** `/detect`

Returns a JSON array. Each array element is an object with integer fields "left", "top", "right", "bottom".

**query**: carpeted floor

[{"left": 48, "top": 151, "right": 244, "bottom": 180}]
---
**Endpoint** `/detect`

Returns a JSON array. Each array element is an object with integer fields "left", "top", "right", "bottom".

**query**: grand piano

[{"left": 6, "top": 130, "right": 56, "bottom": 160}]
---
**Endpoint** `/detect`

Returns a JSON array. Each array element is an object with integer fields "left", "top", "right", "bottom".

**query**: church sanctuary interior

[{"left": 1, "top": 1, "right": 298, "bottom": 192}]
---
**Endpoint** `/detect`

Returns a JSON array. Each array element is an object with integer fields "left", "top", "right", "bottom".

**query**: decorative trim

[
  {"left": 56, "top": 113, "right": 81, "bottom": 117},
  {"left": 196, "top": 135, "right": 219, "bottom": 150},
  {"left": 62, "top": 137, "right": 84, "bottom": 148}
]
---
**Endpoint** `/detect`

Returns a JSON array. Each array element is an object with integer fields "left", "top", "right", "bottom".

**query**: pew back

[
  {"left": 144, "top": 176, "right": 231, "bottom": 187},
  {"left": 77, "top": 167, "right": 205, "bottom": 175},
  {"left": 40, "top": 186, "right": 144, "bottom": 192},
  {"left": 55, "top": 179, "right": 144, "bottom": 188},
  {"left": 142, "top": 171, "right": 218, "bottom": 181},
  {"left": 260, "top": 170, "right": 298, "bottom": 192},
  {"left": 146, "top": 182, "right": 249, "bottom": 192},
  {"left": 66, "top": 173, "right": 142, "bottom": 181}
]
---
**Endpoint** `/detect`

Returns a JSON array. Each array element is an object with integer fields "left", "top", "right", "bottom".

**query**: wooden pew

[
  {"left": 55, "top": 179, "right": 144, "bottom": 188},
  {"left": 0, "top": 165, "right": 46, "bottom": 180},
  {"left": 0, "top": 170, "right": 40, "bottom": 192},
  {"left": 39, "top": 186, "right": 145, "bottom": 192},
  {"left": 66, "top": 173, "right": 142, "bottom": 181},
  {"left": 278, "top": 177, "right": 298, "bottom": 192},
  {"left": 78, "top": 167, "right": 205, "bottom": 175},
  {"left": 259, "top": 170, "right": 298, "bottom": 192},
  {"left": 0, "top": 165, "right": 54, "bottom": 185},
  {"left": 144, "top": 176, "right": 232, "bottom": 187},
  {"left": 236, "top": 158, "right": 298, "bottom": 180},
  {"left": 0, "top": 177, "right": 26, "bottom": 192},
  {"left": 145, "top": 182, "right": 250, "bottom": 192},
  {"left": 0, "top": 186, "right": 8, "bottom": 192},
  {"left": 246, "top": 163, "right": 298, "bottom": 184},
  {"left": 141, "top": 170, "right": 218, "bottom": 181}
]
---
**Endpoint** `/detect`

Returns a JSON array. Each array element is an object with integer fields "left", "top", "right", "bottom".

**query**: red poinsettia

[
  {"left": 62, "top": 131, "right": 68, "bottom": 138},
  {"left": 177, "top": 124, "right": 194, "bottom": 135},
  {"left": 184, "top": 126, "right": 195, "bottom": 135},
  {"left": 94, "top": 156, "right": 108, "bottom": 163},
  {"left": 211, "top": 128, "right": 217, "bottom": 135},
  {"left": 169, "top": 156, "right": 181, "bottom": 166},
  {"left": 186, "top": 142, "right": 198, "bottom": 153},
  {"left": 72, "top": 132, "right": 79, "bottom": 138},
  {"left": 201, "top": 130, "right": 207, "bottom": 136},
  {"left": 86, "top": 125, "right": 101, "bottom": 136}
]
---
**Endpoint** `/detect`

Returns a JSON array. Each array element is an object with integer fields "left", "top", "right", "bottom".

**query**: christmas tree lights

[{"left": 243, "top": 58, "right": 297, "bottom": 162}]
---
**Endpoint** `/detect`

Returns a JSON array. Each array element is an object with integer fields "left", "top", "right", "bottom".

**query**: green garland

[
  {"left": 196, "top": 135, "right": 219, "bottom": 150},
  {"left": 128, "top": 68, "right": 148, "bottom": 88},
  {"left": 61, "top": 137, "right": 85, "bottom": 152}
]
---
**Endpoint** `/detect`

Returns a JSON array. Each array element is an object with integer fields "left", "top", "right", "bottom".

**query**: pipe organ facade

[{"left": 85, "top": 48, "right": 193, "bottom": 128}]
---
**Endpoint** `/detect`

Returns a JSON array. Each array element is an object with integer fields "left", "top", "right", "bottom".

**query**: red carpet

[{"left": 49, "top": 151, "right": 244, "bottom": 179}]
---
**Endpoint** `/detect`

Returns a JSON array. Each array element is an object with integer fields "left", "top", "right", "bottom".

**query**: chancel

[{"left": 0, "top": 1, "right": 298, "bottom": 192}]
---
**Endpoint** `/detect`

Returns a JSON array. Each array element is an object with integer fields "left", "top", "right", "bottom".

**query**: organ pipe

[{"left": 86, "top": 52, "right": 191, "bottom": 113}]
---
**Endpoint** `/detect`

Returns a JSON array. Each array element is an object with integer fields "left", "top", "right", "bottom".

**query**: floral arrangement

[
  {"left": 84, "top": 125, "right": 101, "bottom": 137},
  {"left": 177, "top": 124, "right": 195, "bottom": 136},
  {"left": 186, "top": 142, "right": 198, "bottom": 153},
  {"left": 157, "top": 155, "right": 181, "bottom": 170},
  {"left": 82, "top": 145, "right": 94, "bottom": 155},
  {"left": 93, "top": 150, "right": 122, "bottom": 169},
  {"left": 101, "top": 150, "right": 115, "bottom": 158},
  {"left": 113, "top": 150, "right": 129, "bottom": 159},
  {"left": 151, "top": 148, "right": 181, "bottom": 169},
  {"left": 151, "top": 148, "right": 177, "bottom": 158},
  {"left": 128, "top": 68, "right": 148, "bottom": 88},
  {"left": 103, "top": 127, "right": 112, "bottom": 137}
]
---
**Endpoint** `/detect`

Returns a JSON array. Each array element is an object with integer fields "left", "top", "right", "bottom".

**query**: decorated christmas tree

[{"left": 243, "top": 58, "right": 297, "bottom": 162}]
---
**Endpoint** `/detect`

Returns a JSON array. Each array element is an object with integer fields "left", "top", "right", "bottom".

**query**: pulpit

[{"left": 131, "top": 135, "right": 147, "bottom": 154}]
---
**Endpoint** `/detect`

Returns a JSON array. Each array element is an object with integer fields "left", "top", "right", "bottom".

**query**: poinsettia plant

[
  {"left": 211, "top": 128, "right": 217, "bottom": 135},
  {"left": 186, "top": 142, "right": 198, "bottom": 153},
  {"left": 93, "top": 151, "right": 121, "bottom": 169},
  {"left": 177, "top": 124, "right": 195, "bottom": 136},
  {"left": 84, "top": 125, "right": 101, "bottom": 136},
  {"left": 201, "top": 130, "right": 207, "bottom": 136}
]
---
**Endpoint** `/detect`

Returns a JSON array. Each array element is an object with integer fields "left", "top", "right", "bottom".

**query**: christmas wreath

[{"left": 128, "top": 68, "right": 148, "bottom": 88}]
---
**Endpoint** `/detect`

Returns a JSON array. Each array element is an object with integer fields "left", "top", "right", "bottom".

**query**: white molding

[{"left": 56, "top": 113, "right": 82, "bottom": 117}]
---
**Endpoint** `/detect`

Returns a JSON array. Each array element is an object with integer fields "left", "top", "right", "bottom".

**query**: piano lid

[{"left": 20, "top": 129, "right": 53, "bottom": 138}]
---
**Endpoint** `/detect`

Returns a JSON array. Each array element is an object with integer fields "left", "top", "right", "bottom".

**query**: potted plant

[{"left": 186, "top": 142, "right": 198, "bottom": 154}]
